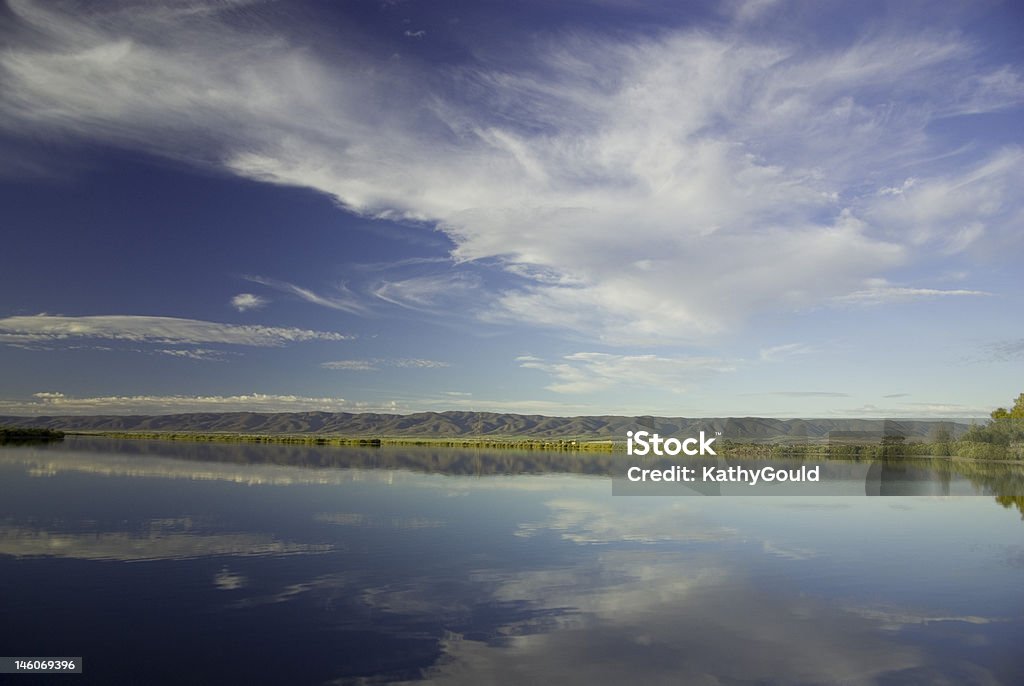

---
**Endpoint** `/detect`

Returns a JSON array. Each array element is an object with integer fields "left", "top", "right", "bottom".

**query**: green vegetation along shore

[{"left": 62, "top": 429, "right": 1024, "bottom": 460}]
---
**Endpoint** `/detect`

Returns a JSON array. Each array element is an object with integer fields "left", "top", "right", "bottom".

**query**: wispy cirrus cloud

[
  {"left": 980, "top": 339, "right": 1024, "bottom": 363},
  {"left": 0, "top": 390, "right": 599, "bottom": 416},
  {"left": 0, "top": 314, "right": 352, "bottom": 347},
  {"left": 370, "top": 273, "right": 482, "bottom": 312},
  {"left": 2, "top": 1, "right": 1019, "bottom": 346},
  {"left": 243, "top": 276, "right": 368, "bottom": 315},
  {"left": 833, "top": 281, "right": 991, "bottom": 306},
  {"left": 759, "top": 343, "right": 814, "bottom": 362},
  {"left": 320, "top": 360, "right": 378, "bottom": 371},
  {"left": 0, "top": 391, "right": 397, "bottom": 415},
  {"left": 518, "top": 352, "right": 734, "bottom": 394},
  {"left": 156, "top": 348, "right": 230, "bottom": 361},
  {"left": 321, "top": 358, "right": 450, "bottom": 372},
  {"left": 833, "top": 402, "right": 990, "bottom": 418}
]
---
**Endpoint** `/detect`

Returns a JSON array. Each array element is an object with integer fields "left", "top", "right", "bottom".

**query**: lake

[{"left": 1, "top": 436, "right": 1023, "bottom": 684}]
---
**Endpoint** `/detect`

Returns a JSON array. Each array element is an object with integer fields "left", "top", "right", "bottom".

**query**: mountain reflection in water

[{"left": 0, "top": 437, "right": 1022, "bottom": 685}]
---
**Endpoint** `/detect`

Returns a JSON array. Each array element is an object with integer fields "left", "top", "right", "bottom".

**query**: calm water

[{"left": 1, "top": 437, "right": 1023, "bottom": 685}]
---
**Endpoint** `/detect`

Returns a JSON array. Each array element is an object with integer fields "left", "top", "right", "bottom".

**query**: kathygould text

[{"left": 626, "top": 464, "right": 820, "bottom": 485}]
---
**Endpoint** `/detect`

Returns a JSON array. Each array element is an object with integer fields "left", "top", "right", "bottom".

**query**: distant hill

[{"left": 0, "top": 411, "right": 972, "bottom": 442}]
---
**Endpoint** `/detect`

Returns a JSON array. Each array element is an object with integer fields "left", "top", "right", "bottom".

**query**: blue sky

[{"left": 0, "top": 0, "right": 1022, "bottom": 418}]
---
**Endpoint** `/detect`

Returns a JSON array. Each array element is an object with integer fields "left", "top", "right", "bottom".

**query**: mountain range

[{"left": 0, "top": 411, "right": 972, "bottom": 442}]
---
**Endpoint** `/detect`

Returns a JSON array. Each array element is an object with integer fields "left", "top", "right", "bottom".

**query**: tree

[{"left": 991, "top": 393, "right": 1024, "bottom": 420}]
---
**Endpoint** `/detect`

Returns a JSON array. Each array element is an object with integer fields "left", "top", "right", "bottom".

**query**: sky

[{"left": 0, "top": 0, "right": 1022, "bottom": 418}]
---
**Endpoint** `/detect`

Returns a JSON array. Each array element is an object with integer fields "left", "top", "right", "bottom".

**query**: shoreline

[{"left": 56, "top": 431, "right": 1024, "bottom": 463}]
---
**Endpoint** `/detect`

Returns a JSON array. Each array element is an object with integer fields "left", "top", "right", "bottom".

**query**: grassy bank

[{"left": 60, "top": 430, "right": 1024, "bottom": 460}]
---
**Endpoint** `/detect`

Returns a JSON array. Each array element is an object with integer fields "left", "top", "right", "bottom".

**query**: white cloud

[
  {"left": 759, "top": 342, "right": 813, "bottom": 362},
  {"left": 230, "top": 292, "right": 267, "bottom": 312},
  {"left": 243, "top": 276, "right": 368, "bottom": 315},
  {"left": 156, "top": 348, "right": 228, "bottom": 361},
  {"left": 371, "top": 273, "right": 482, "bottom": 312},
  {"left": 518, "top": 352, "right": 734, "bottom": 394},
  {"left": 1, "top": 1, "right": 1020, "bottom": 344},
  {"left": 768, "top": 391, "right": 850, "bottom": 398},
  {"left": 393, "top": 358, "right": 449, "bottom": 368},
  {"left": 833, "top": 283, "right": 991, "bottom": 306},
  {"left": 730, "top": 0, "right": 783, "bottom": 23},
  {"left": 0, "top": 389, "right": 604, "bottom": 417},
  {"left": 0, "top": 391, "right": 399, "bottom": 415},
  {"left": 321, "top": 360, "right": 379, "bottom": 371},
  {"left": 833, "top": 402, "right": 990, "bottom": 418},
  {"left": 864, "top": 150, "right": 1024, "bottom": 251},
  {"left": 0, "top": 314, "right": 352, "bottom": 347},
  {"left": 321, "top": 358, "right": 450, "bottom": 371}
]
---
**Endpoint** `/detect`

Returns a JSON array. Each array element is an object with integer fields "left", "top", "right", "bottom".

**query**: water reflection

[
  {"left": 0, "top": 520, "right": 332, "bottom": 562},
  {"left": 0, "top": 439, "right": 1022, "bottom": 684},
  {"left": 6, "top": 436, "right": 1024, "bottom": 498},
  {"left": 403, "top": 550, "right": 926, "bottom": 686}
]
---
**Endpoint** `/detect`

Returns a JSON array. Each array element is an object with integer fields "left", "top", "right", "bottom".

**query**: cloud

[
  {"left": 155, "top": 348, "right": 228, "bottom": 361},
  {"left": 313, "top": 513, "right": 443, "bottom": 529},
  {"left": 982, "top": 339, "right": 1024, "bottom": 362},
  {"left": 730, "top": 0, "right": 783, "bottom": 23},
  {"left": 392, "top": 358, "right": 450, "bottom": 368},
  {"left": 0, "top": 392, "right": 399, "bottom": 415},
  {"left": 759, "top": 343, "right": 813, "bottom": 362},
  {"left": 0, "top": 314, "right": 353, "bottom": 347},
  {"left": 371, "top": 273, "right": 482, "bottom": 312},
  {"left": 230, "top": 292, "right": 267, "bottom": 311},
  {"left": 768, "top": 391, "right": 850, "bottom": 398},
  {"left": 834, "top": 402, "right": 991, "bottom": 418},
  {"left": 321, "top": 360, "right": 379, "bottom": 371},
  {"left": 865, "top": 150, "right": 1024, "bottom": 253},
  {"left": 518, "top": 352, "right": 733, "bottom": 394},
  {"left": 1, "top": 1, "right": 1021, "bottom": 344},
  {"left": 833, "top": 283, "right": 991, "bottom": 306},
  {"left": 0, "top": 389, "right": 606, "bottom": 417},
  {"left": 243, "top": 276, "right": 368, "bottom": 315},
  {"left": 321, "top": 358, "right": 450, "bottom": 372}
]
